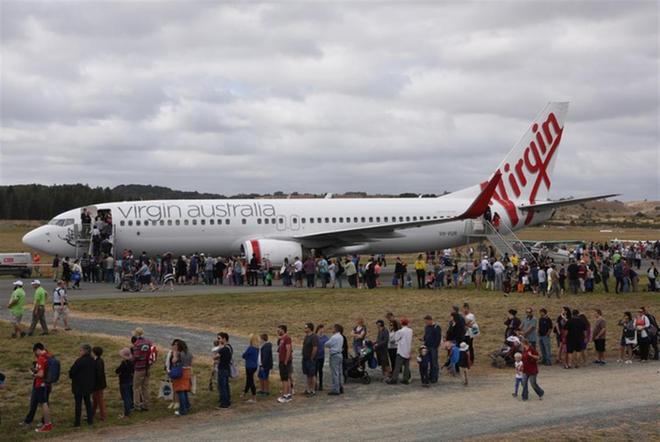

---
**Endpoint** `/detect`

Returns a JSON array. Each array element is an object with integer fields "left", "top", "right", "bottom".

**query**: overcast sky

[{"left": 1, "top": 1, "right": 658, "bottom": 199}]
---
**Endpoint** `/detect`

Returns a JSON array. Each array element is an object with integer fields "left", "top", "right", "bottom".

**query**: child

[
  {"left": 417, "top": 345, "right": 431, "bottom": 387},
  {"left": 512, "top": 352, "right": 523, "bottom": 398},
  {"left": 92, "top": 346, "right": 107, "bottom": 421},
  {"left": 443, "top": 341, "right": 460, "bottom": 375},
  {"left": 458, "top": 342, "right": 471, "bottom": 386},
  {"left": 210, "top": 338, "right": 221, "bottom": 391},
  {"left": 258, "top": 334, "right": 273, "bottom": 396},
  {"left": 115, "top": 348, "right": 134, "bottom": 418}
]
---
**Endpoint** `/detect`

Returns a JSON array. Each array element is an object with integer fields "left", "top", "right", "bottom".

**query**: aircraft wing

[
  {"left": 289, "top": 171, "right": 502, "bottom": 246},
  {"left": 517, "top": 194, "right": 620, "bottom": 211}
]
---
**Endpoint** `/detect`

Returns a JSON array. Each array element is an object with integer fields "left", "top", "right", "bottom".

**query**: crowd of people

[
  {"left": 8, "top": 295, "right": 658, "bottom": 433},
  {"left": 42, "top": 238, "right": 659, "bottom": 295}
]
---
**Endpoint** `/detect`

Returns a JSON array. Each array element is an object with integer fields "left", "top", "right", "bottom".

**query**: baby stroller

[
  {"left": 489, "top": 336, "right": 522, "bottom": 368},
  {"left": 344, "top": 341, "right": 374, "bottom": 384},
  {"left": 117, "top": 272, "right": 139, "bottom": 292}
]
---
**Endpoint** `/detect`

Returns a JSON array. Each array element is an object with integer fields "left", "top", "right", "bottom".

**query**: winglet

[{"left": 460, "top": 170, "right": 502, "bottom": 219}]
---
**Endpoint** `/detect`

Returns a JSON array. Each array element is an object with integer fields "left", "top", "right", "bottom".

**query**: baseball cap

[
  {"left": 13, "top": 280, "right": 23, "bottom": 287},
  {"left": 31, "top": 279, "right": 41, "bottom": 286}
]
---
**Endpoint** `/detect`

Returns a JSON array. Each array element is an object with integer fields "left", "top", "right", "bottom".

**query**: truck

[{"left": 0, "top": 253, "right": 33, "bottom": 278}]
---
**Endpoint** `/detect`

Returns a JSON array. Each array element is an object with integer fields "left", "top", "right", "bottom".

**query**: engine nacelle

[{"left": 242, "top": 239, "right": 303, "bottom": 266}]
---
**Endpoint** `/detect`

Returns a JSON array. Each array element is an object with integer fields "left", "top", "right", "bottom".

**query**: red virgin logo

[{"left": 481, "top": 112, "right": 563, "bottom": 227}]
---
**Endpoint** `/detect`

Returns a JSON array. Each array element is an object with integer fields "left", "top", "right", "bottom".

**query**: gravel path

[{"left": 59, "top": 359, "right": 659, "bottom": 441}]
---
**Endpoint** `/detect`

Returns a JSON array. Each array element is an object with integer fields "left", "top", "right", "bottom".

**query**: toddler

[{"left": 512, "top": 352, "right": 523, "bottom": 397}]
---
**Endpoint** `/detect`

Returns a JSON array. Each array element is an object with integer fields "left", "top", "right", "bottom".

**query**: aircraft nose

[{"left": 22, "top": 226, "right": 46, "bottom": 250}]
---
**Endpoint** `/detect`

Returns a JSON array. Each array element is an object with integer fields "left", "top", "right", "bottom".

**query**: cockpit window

[{"left": 48, "top": 218, "right": 75, "bottom": 226}]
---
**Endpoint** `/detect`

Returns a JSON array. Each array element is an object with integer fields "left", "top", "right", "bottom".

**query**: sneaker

[
  {"left": 245, "top": 398, "right": 256, "bottom": 403},
  {"left": 35, "top": 423, "right": 53, "bottom": 433},
  {"left": 277, "top": 396, "right": 292, "bottom": 403},
  {"left": 625, "top": 360, "right": 633, "bottom": 364},
  {"left": 174, "top": 411, "right": 181, "bottom": 416},
  {"left": 616, "top": 359, "right": 622, "bottom": 363}
]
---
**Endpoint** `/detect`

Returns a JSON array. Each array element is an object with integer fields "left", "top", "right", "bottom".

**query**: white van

[{"left": 0, "top": 253, "right": 32, "bottom": 278}]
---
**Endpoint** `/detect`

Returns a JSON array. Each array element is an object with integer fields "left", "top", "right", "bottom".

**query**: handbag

[
  {"left": 158, "top": 380, "right": 173, "bottom": 400},
  {"left": 169, "top": 365, "right": 183, "bottom": 380},
  {"left": 229, "top": 361, "right": 239, "bottom": 379},
  {"left": 624, "top": 334, "right": 637, "bottom": 346},
  {"left": 470, "top": 323, "right": 480, "bottom": 337}
]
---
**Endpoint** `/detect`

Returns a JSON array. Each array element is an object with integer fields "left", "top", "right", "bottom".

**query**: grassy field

[
  {"left": 72, "top": 287, "right": 660, "bottom": 376},
  {"left": 0, "top": 322, "right": 276, "bottom": 441}
]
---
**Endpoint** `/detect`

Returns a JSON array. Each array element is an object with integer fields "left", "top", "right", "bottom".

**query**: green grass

[{"left": 0, "top": 322, "right": 272, "bottom": 441}]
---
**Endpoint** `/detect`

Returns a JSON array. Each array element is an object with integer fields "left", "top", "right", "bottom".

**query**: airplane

[{"left": 22, "top": 102, "right": 618, "bottom": 265}]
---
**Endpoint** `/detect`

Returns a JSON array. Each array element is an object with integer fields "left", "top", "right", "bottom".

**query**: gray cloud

[{"left": 1, "top": 1, "right": 658, "bottom": 200}]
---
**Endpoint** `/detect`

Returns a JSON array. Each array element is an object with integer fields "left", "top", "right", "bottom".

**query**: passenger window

[
  {"left": 201, "top": 219, "right": 206, "bottom": 225},
  {"left": 144, "top": 221, "right": 149, "bottom": 226},
  {"left": 264, "top": 218, "right": 269, "bottom": 224},
  {"left": 292, "top": 217, "right": 298, "bottom": 224},
  {"left": 278, "top": 218, "right": 284, "bottom": 224},
  {"left": 376, "top": 217, "right": 380, "bottom": 222},
  {"left": 369, "top": 217, "right": 373, "bottom": 222},
  {"left": 384, "top": 217, "right": 389, "bottom": 222},
  {"left": 209, "top": 219, "right": 214, "bottom": 225},
  {"left": 192, "top": 220, "right": 197, "bottom": 225},
  {"left": 175, "top": 220, "right": 180, "bottom": 225},
  {"left": 325, "top": 217, "right": 330, "bottom": 223},
  {"left": 128, "top": 220, "right": 133, "bottom": 226},
  {"left": 120, "top": 220, "right": 125, "bottom": 226},
  {"left": 226, "top": 219, "right": 231, "bottom": 225},
  {"left": 339, "top": 217, "right": 344, "bottom": 223},
  {"left": 242, "top": 219, "right": 247, "bottom": 224},
  {"left": 184, "top": 220, "right": 189, "bottom": 225},
  {"left": 332, "top": 217, "right": 337, "bottom": 223},
  {"left": 361, "top": 217, "right": 366, "bottom": 222},
  {"left": 354, "top": 217, "right": 358, "bottom": 223},
  {"left": 272, "top": 218, "right": 276, "bottom": 224},
  {"left": 309, "top": 218, "right": 314, "bottom": 224},
  {"left": 406, "top": 216, "right": 410, "bottom": 221},
  {"left": 160, "top": 220, "right": 165, "bottom": 226},
  {"left": 399, "top": 216, "right": 404, "bottom": 222},
  {"left": 257, "top": 219, "right": 262, "bottom": 224},
  {"left": 136, "top": 220, "right": 141, "bottom": 226},
  {"left": 413, "top": 216, "right": 417, "bottom": 221},
  {"left": 167, "top": 220, "right": 172, "bottom": 226},
  {"left": 302, "top": 218, "right": 306, "bottom": 223},
  {"left": 317, "top": 218, "right": 322, "bottom": 223}
]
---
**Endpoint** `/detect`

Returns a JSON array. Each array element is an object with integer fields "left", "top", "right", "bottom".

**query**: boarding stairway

[
  {"left": 484, "top": 221, "right": 537, "bottom": 264},
  {"left": 72, "top": 223, "right": 115, "bottom": 259},
  {"left": 464, "top": 219, "right": 537, "bottom": 264}
]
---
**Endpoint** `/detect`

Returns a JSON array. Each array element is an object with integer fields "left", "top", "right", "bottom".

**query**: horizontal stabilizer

[{"left": 517, "top": 193, "right": 620, "bottom": 211}]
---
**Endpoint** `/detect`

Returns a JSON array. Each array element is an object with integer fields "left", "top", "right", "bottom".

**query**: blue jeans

[
  {"left": 177, "top": 391, "right": 190, "bottom": 415},
  {"left": 119, "top": 382, "right": 133, "bottom": 416},
  {"left": 329, "top": 353, "right": 343, "bottom": 393},
  {"left": 218, "top": 369, "right": 231, "bottom": 407},
  {"left": 514, "top": 377, "right": 523, "bottom": 396},
  {"left": 522, "top": 373, "right": 544, "bottom": 400},
  {"left": 539, "top": 336, "right": 552, "bottom": 365}
]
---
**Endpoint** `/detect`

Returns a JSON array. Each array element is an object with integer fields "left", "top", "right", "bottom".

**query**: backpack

[{"left": 44, "top": 355, "right": 61, "bottom": 384}]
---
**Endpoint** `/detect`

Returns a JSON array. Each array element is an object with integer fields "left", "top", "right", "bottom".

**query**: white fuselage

[{"left": 22, "top": 196, "right": 553, "bottom": 259}]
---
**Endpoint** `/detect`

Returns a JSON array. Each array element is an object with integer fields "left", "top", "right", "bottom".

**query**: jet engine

[{"left": 241, "top": 239, "right": 304, "bottom": 266}]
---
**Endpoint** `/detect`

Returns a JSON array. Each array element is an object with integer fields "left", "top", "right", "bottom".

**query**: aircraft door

[
  {"left": 276, "top": 215, "right": 286, "bottom": 231},
  {"left": 290, "top": 215, "right": 301, "bottom": 231}
]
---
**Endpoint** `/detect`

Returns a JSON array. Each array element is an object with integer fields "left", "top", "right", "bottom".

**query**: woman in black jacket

[
  {"left": 258, "top": 334, "right": 273, "bottom": 395},
  {"left": 69, "top": 344, "right": 96, "bottom": 427}
]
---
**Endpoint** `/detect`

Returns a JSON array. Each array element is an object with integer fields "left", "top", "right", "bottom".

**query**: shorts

[
  {"left": 594, "top": 339, "right": 606, "bottom": 353},
  {"left": 139, "top": 274, "right": 152, "bottom": 284},
  {"left": 566, "top": 339, "right": 581, "bottom": 354},
  {"left": 54, "top": 305, "right": 69, "bottom": 320},
  {"left": 278, "top": 362, "right": 292, "bottom": 381},
  {"left": 35, "top": 385, "right": 50, "bottom": 404},
  {"left": 258, "top": 368, "right": 270, "bottom": 380},
  {"left": 302, "top": 359, "right": 315, "bottom": 376},
  {"left": 11, "top": 314, "right": 23, "bottom": 325},
  {"left": 295, "top": 271, "right": 304, "bottom": 281}
]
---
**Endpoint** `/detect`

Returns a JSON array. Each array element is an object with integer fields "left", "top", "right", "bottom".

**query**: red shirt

[
  {"left": 278, "top": 334, "right": 292, "bottom": 363},
  {"left": 522, "top": 347, "right": 539, "bottom": 375},
  {"left": 34, "top": 352, "right": 49, "bottom": 388}
]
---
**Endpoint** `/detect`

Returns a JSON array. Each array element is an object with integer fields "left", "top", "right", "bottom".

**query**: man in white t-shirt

[
  {"left": 52, "top": 280, "right": 70, "bottom": 331},
  {"left": 388, "top": 318, "right": 413, "bottom": 384},
  {"left": 538, "top": 267, "right": 547, "bottom": 295},
  {"left": 492, "top": 259, "right": 505, "bottom": 291},
  {"left": 294, "top": 257, "right": 303, "bottom": 288}
]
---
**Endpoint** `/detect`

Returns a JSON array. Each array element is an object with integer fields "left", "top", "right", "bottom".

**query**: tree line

[{"left": 0, "top": 184, "right": 441, "bottom": 220}]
